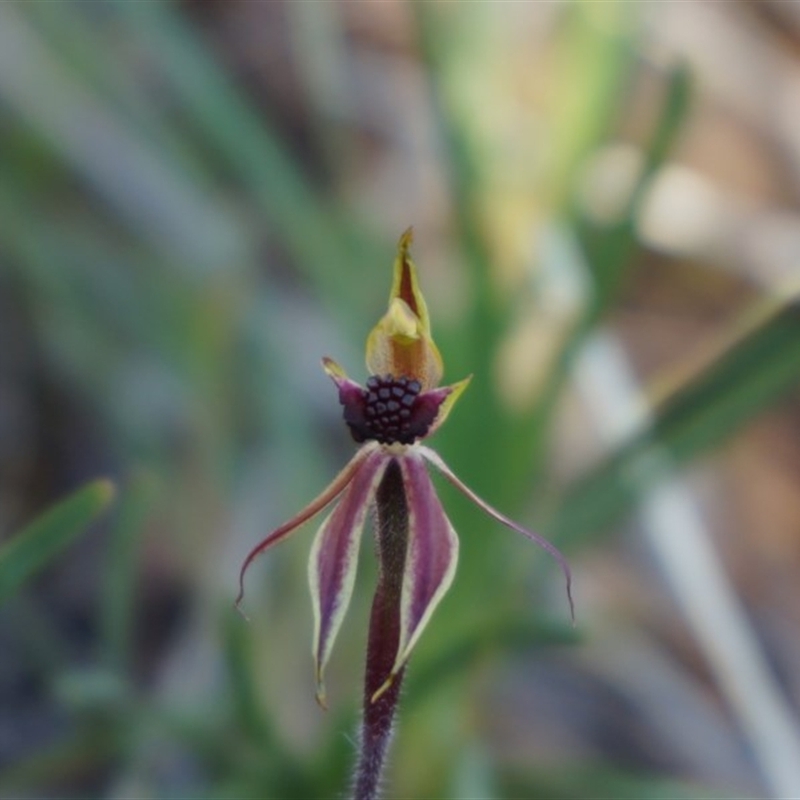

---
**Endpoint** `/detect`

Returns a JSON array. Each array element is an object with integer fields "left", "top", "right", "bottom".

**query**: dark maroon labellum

[
  {"left": 341, "top": 374, "right": 441, "bottom": 446},
  {"left": 363, "top": 375, "right": 420, "bottom": 444}
]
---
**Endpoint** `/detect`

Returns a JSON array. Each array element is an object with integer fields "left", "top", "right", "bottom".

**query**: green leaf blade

[
  {"left": 551, "top": 296, "right": 800, "bottom": 548},
  {"left": 0, "top": 479, "right": 116, "bottom": 604}
]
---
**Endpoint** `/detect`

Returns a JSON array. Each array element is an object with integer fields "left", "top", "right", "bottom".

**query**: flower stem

[{"left": 353, "top": 459, "right": 407, "bottom": 800}]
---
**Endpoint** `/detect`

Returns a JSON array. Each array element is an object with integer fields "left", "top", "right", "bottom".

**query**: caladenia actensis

[{"left": 236, "top": 230, "right": 574, "bottom": 800}]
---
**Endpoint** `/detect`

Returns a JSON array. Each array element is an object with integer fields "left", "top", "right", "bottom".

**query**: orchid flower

[{"left": 236, "top": 229, "right": 573, "bottom": 800}]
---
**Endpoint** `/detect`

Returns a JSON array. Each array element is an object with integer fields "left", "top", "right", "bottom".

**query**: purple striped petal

[
  {"left": 236, "top": 443, "right": 380, "bottom": 611},
  {"left": 419, "top": 445, "right": 575, "bottom": 622},
  {"left": 309, "top": 448, "right": 390, "bottom": 708},
  {"left": 372, "top": 450, "right": 459, "bottom": 701}
]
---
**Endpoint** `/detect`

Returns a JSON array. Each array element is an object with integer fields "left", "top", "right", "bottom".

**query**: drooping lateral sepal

[
  {"left": 372, "top": 451, "right": 459, "bottom": 702},
  {"left": 419, "top": 445, "right": 575, "bottom": 622},
  {"left": 309, "top": 448, "right": 390, "bottom": 708},
  {"left": 236, "top": 442, "right": 381, "bottom": 611}
]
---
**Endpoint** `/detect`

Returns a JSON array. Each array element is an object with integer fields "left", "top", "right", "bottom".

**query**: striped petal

[
  {"left": 372, "top": 450, "right": 459, "bottom": 702},
  {"left": 309, "top": 448, "right": 390, "bottom": 708},
  {"left": 236, "top": 442, "right": 379, "bottom": 611},
  {"left": 419, "top": 446, "right": 575, "bottom": 622}
]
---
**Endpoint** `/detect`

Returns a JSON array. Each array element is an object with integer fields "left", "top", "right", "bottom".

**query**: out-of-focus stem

[{"left": 352, "top": 460, "right": 407, "bottom": 800}]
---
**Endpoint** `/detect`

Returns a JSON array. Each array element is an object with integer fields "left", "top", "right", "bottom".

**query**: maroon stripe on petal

[
  {"left": 383, "top": 451, "right": 458, "bottom": 681},
  {"left": 397, "top": 228, "right": 418, "bottom": 317},
  {"left": 310, "top": 448, "right": 390, "bottom": 705}
]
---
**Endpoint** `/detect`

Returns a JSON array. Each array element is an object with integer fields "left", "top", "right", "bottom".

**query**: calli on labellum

[{"left": 236, "top": 229, "right": 573, "bottom": 797}]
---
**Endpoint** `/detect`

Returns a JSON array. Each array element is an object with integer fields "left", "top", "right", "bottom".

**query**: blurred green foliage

[
  {"left": 0, "top": 480, "right": 115, "bottom": 606},
  {"left": 0, "top": 2, "right": 797, "bottom": 799}
]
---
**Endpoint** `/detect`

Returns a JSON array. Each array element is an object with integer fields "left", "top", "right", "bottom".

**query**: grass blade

[
  {"left": 100, "top": 473, "right": 158, "bottom": 673},
  {"left": 549, "top": 294, "right": 800, "bottom": 547},
  {"left": 0, "top": 480, "right": 116, "bottom": 605}
]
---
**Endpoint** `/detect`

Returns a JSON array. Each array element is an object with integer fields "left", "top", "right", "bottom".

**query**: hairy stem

[{"left": 352, "top": 459, "right": 407, "bottom": 800}]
